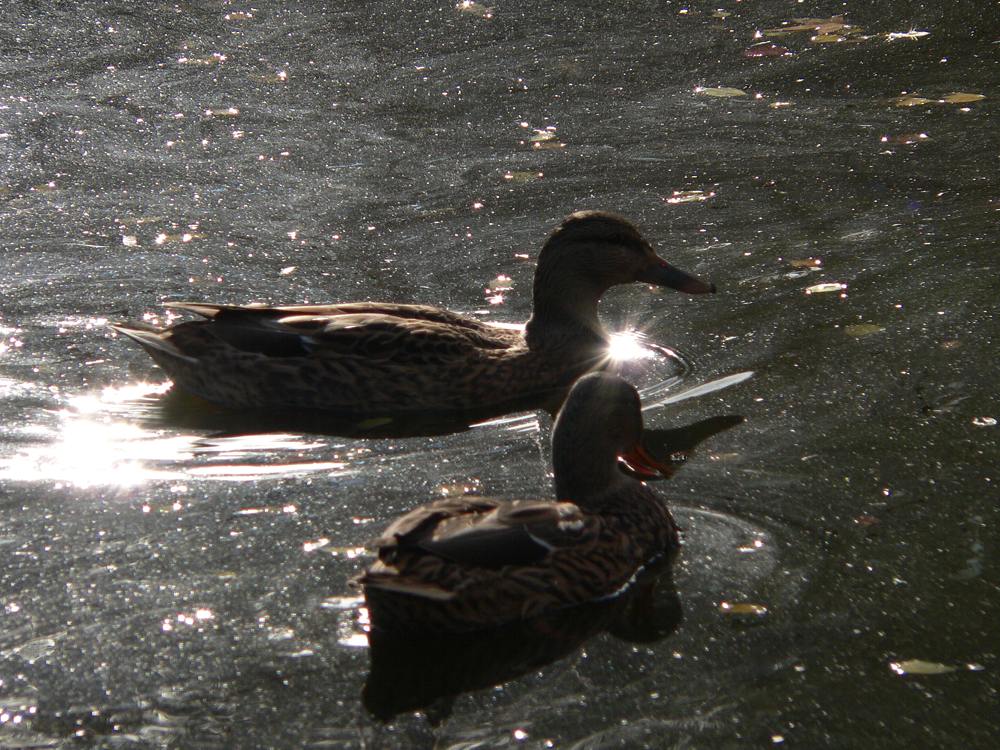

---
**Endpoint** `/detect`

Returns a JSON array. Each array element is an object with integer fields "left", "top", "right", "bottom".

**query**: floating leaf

[
  {"left": 845, "top": 323, "right": 884, "bottom": 337},
  {"left": 894, "top": 96, "right": 934, "bottom": 107},
  {"left": 941, "top": 92, "right": 985, "bottom": 104},
  {"left": 804, "top": 282, "right": 847, "bottom": 295},
  {"left": 886, "top": 30, "right": 930, "bottom": 41},
  {"left": 719, "top": 601, "right": 768, "bottom": 617},
  {"left": 811, "top": 34, "right": 846, "bottom": 43},
  {"left": 788, "top": 258, "right": 821, "bottom": 268},
  {"left": 696, "top": 86, "right": 747, "bottom": 98},
  {"left": 743, "top": 43, "right": 792, "bottom": 58},
  {"left": 890, "top": 659, "right": 957, "bottom": 676},
  {"left": 529, "top": 129, "right": 558, "bottom": 142},
  {"left": 664, "top": 190, "right": 715, "bottom": 204}
]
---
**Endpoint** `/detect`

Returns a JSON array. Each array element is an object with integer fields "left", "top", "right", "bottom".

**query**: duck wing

[
  {"left": 164, "top": 302, "right": 518, "bottom": 360},
  {"left": 377, "top": 498, "right": 596, "bottom": 569}
]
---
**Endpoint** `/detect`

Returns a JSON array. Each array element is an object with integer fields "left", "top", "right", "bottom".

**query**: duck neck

[
  {"left": 552, "top": 432, "right": 625, "bottom": 509},
  {"left": 524, "top": 271, "right": 609, "bottom": 352}
]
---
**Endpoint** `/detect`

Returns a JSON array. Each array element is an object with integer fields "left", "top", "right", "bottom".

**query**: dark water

[{"left": 1, "top": 1, "right": 998, "bottom": 747}]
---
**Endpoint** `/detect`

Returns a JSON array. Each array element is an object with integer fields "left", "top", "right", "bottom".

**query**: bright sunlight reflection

[
  {"left": 0, "top": 382, "right": 354, "bottom": 487},
  {"left": 605, "top": 329, "right": 657, "bottom": 363}
]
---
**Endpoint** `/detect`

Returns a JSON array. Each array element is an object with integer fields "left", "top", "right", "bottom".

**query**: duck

[
  {"left": 358, "top": 371, "right": 681, "bottom": 634},
  {"left": 113, "top": 211, "right": 714, "bottom": 420}
]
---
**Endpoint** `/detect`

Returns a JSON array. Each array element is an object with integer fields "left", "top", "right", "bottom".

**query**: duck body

[
  {"left": 118, "top": 301, "right": 603, "bottom": 419},
  {"left": 115, "top": 211, "right": 713, "bottom": 420},
  {"left": 359, "top": 372, "right": 681, "bottom": 633}
]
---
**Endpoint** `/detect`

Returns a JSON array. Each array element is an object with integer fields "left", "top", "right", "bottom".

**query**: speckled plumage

[
  {"left": 358, "top": 373, "right": 681, "bottom": 633},
  {"left": 114, "top": 211, "right": 714, "bottom": 420}
]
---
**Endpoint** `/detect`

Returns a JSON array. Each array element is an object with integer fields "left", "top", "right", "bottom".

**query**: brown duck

[
  {"left": 114, "top": 211, "right": 714, "bottom": 420},
  {"left": 358, "top": 372, "right": 681, "bottom": 633}
]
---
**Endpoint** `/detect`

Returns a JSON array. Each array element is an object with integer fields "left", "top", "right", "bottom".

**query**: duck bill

[
  {"left": 619, "top": 442, "right": 673, "bottom": 480},
  {"left": 638, "top": 258, "right": 716, "bottom": 294}
]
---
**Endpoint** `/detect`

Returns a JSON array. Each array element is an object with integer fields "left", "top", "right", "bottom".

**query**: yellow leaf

[
  {"left": 889, "top": 659, "right": 957, "bottom": 676},
  {"left": 805, "top": 282, "right": 846, "bottom": 295},
  {"left": 811, "top": 34, "right": 846, "bottom": 43},
  {"left": 788, "top": 258, "right": 822, "bottom": 268},
  {"left": 696, "top": 86, "right": 747, "bottom": 98},
  {"left": 941, "top": 92, "right": 985, "bottom": 104},
  {"left": 894, "top": 96, "right": 934, "bottom": 107},
  {"left": 719, "top": 601, "right": 768, "bottom": 616}
]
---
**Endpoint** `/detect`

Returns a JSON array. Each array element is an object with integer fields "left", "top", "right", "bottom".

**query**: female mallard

[
  {"left": 114, "top": 211, "right": 713, "bottom": 420},
  {"left": 358, "top": 372, "right": 680, "bottom": 633}
]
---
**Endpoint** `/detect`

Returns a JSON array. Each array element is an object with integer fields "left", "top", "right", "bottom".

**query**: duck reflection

[{"left": 363, "top": 564, "right": 682, "bottom": 724}]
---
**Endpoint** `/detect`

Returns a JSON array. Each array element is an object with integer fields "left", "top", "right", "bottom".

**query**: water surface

[{"left": 1, "top": 2, "right": 998, "bottom": 748}]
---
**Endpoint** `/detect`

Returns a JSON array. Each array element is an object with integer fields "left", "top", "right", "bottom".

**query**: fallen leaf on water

[
  {"left": 743, "top": 43, "right": 792, "bottom": 57},
  {"left": 719, "top": 602, "right": 768, "bottom": 617},
  {"left": 664, "top": 190, "right": 715, "bottom": 204},
  {"left": 529, "top": 129, "right": 558, "bottom": 142},
  {"left": 437, "top": 478, "right": 484, "bottom": 497},
  {"left": 788, "top": 258, "right": 821, "bottom": 268},
  {"left": 811, "top": 34, "right": 847, "bottom": 43},
  {"left": 804, "top": 282, "right": 847, "bottom": 295},
  {"left": 886, "top": 30, "right": 930, "bottom": 41},
  {"left": 845, "top": 323, "right": 885, "bottom": 337},
  {"left": 695, "top": 86, "right": 747, "bottom": 98},
  {"left": 894, "top": 95, "right": 935, "bottom": 107},
  {"left": 941, "top": 92, "right": 985, "bottom": 104},
  {"left": 890, "top": 659, "right": 957, "bottom": 676}
]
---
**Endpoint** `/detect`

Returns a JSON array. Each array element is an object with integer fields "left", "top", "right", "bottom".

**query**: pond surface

[{"left": 1, "top": 1, "right": 998, "bottom": 748}]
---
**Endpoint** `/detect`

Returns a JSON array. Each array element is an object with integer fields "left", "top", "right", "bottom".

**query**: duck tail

[{"left": 112, "top": 323, "right": 198, "bottom": 364}]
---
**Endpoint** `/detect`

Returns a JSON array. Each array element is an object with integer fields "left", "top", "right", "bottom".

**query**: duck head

[
  {"left": 551, "top": 372, "right": 673, "bottom": 505},
  {"left": 527, "top": 211, "right": 714, "bottom": 347}
]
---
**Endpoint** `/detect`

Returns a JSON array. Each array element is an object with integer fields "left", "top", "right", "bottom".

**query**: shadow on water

[{"left": 363, "top": 565, "right": 683, "bottom": 724}]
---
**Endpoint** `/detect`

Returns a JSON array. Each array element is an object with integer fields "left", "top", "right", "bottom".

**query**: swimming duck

[
  {"left": 114, "top": 211, "right": 714, "bottom": 419},
  {"left": 358, "top": 372, "right": 680, "bottom": 633}
]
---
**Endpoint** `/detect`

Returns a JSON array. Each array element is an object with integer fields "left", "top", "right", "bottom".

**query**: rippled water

[{"left": 1, "top": 2, "right": 998, "bottom": 748}]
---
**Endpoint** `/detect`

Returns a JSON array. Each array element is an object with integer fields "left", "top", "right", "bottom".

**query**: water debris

[
  {"left": 844, "top": 324, "right": 885, "bottom": 337},
  {"left": 436, "top": 478, "right": 484, "bottom": 497},
  {"left": 664, "top": 190, "right": 715, "bottom": 204},
  {"left": 804, "top": 282, "right": 847, "bottom": 295},
  {"left": 889, "top": 659, "right": 958, "bottom": 676},
  {"left": 941, "top": 92, "right": 986, "bottom": 104},
  {"left": 893, "top": 92, "right": 985, "bottom": 107},
  {"left": 743, "top": 43, "right": 793, "bottom": 57},
  {"left": 788, "top": 258, "right": 822, "bottom": 268},
  {"left": 719, "top": 601, "right": 768, "bottom": 617},
  {"left": 695, "top": 86, "right": 747, "bottom": 98},
  {"left": 971, "top": 417, "right": 997, "bottom": 427},
  {"left": 886, "top": 30, "right": 930, "bottom": 41}
]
